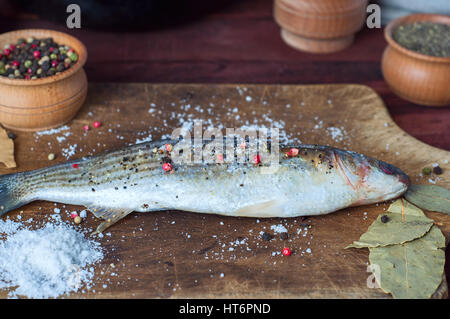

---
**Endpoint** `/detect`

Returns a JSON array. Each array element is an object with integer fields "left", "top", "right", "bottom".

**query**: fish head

[{"left": 334, "top": 150, "right": 409, "bottom": 204}]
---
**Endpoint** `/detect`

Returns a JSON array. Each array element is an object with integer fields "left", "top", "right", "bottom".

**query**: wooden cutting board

[{"left": 1, "top": 83, "right": 449, "bottom": 299}]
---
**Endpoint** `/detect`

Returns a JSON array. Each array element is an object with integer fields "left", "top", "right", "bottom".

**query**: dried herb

[
  {"left": 393, "top": 22, "right": 450, "bottom": 57},
  {"left": 369, "top": 226, "right": 445, "bottom": 299},
  {"left": 346, "top": 199, "right": 433, "bottom": 248},
  {"left": 0, "top": 125, "right": 16, "bottom": 168},
  {"left": 404, "top": 184, "right": 450, "bottom": 214}
]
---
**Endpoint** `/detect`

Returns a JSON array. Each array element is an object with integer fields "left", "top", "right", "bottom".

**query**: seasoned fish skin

[{"left": 0, "top": 139, "right": 409, "bottom": 225}]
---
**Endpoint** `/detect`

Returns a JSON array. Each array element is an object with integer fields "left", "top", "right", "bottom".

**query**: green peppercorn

[
  {"left": 24, "top": 60, "right": 32, "bottom": 68},
  {"left": 69, "top": 52, "right": 78, "bottom": 62},
  {"left": 50, "top": 53, "right": 57, "bottom": 60},
  {"left": 422, "top": 167, "right": 432, "bottom": 175}
]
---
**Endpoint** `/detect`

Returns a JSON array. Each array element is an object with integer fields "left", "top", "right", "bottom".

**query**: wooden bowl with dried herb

[{"left": 382, "top": 14, "right": 450, "bottom": 107}]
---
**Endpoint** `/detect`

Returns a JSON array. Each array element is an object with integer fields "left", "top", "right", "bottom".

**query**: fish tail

[{"left": 0, "top": 173, "right": 27, "bottom": 217}]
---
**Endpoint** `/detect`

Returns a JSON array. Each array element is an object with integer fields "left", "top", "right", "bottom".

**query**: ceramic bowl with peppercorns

[{"left": 0, "top": 29, "right": 87, "bottom": 131}]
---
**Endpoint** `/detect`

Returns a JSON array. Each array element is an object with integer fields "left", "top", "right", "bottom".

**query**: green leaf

[
  {"left": 346, "top": 199, "right": 434, "bottom": 248},
  {"left": 404, "top": 184, "right": 450, "bottom": 214},
  {"left": 369, "top": 226, "right": 445, "bottom": 299}
]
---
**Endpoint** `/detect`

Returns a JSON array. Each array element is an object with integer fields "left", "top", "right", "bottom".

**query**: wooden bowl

[
  {"left": 382, "top": 14, "right": 450, "bottom": 107},
  {"left": 274, "top": 0, "right": 368, "bottom": 53},
  {"left": 0, "top": 29, "right": 88, "bottom": 131}
]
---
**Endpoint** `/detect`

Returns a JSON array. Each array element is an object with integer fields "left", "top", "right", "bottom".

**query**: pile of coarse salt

[{"left": 0, "top": 216, "right": 103, "bottom": 299}]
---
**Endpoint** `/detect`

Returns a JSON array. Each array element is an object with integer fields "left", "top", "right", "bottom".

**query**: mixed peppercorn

[{"left": 0, "top": 37, "right": 78, "bottom": 79}]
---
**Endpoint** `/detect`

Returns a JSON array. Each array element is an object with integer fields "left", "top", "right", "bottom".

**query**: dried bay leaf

[
  {"left": 405, "top": 184, "right": 450, "bottom": 215},
  {"left": 346, "top": 199, "right": 433, "bottom": 248},
  {"left": 0, "top": 125, "right": 16, "bottom": 168},
  {"left": 369, "top": 226, "right": 445, "bottom": 299}
]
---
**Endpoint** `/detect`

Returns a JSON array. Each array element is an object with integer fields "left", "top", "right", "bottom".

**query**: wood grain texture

[{"left": 0, "top": 82, "right": 448, "bottom": 298}]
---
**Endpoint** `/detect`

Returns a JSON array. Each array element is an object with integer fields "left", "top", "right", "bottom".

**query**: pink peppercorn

[
  {"left": 70, "top": 212, "right": 78, "bottom": 219},
  {"left": 31, "top": 44, "right": 37, "bottom": 49},
  {"left": 282, "top": 247, "right": 292, "bottom": 256},
  {"left": 33, "top": 50, "right": 40, "bottom": 58},
  {"left": 72, "top": 163, "right": 79, "bottom": 169},
  {"left": 163, "top": 163, "right": 172, "bottom": 172},
  {"left": 253, "top": 154, "right": 261, "bottom": 164},
  {"left": 4, "top": 48, "right": 10, "bottom": 55},
  {"left": 165, "top": 144, "right": 173, "bottom": 152},
  {"left": 83, "top": 125, "right": 89, "bottom": 132},
  {"left": 287, "top": 148, "right": 299, "bottom": 157},
  {"left": 51, "top": 60, "right": 58, "bottom": 67},
  {"left": 25, "top": 75, "right": 30, "bottom": 80},
  {"left": 93, "top": 121, "right": 101, "bottom": 128}
]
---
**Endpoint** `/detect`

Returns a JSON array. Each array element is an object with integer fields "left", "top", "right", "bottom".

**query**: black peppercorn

[
  {"left": 280, "top": 232, "right": 289, "bottom": 240},
  {"left": 7, "top": 132, "right": 16, "bottom": 140},
  {"left": 381, "top": 215, "right": 389, "bottom": 223},
  {"left": 433, "top": 166, "right": 443, "bottom": 175},
  {"left": 261, "top": 232, "right": 273, "bottom": 241}
]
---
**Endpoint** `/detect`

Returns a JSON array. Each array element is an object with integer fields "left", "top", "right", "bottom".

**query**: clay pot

[
  {"left": 382, "top": 14, "right": 450, "bottom": 106},
  {"left": 0, "top": 29, "right": 88, "bottom": 131},
  {"left": 273, "top": 0, "right": 368, "bottom": 53}
]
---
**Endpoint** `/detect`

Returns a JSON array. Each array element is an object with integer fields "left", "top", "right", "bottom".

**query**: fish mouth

[{"left": 377, "top": 160, "right": 410, "bottom": 188}]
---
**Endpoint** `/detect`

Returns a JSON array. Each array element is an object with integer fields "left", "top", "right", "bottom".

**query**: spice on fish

[
  {"left": 93, "top": 121, "right": 101, "bottom": 128},
  {"left": 286, "top": 148, "right": 299, "bottom": 157},
  {"left": 261, "top": 232, "right": 273, "bottom": 241},
  {"left": 163, "top": 163, "right": 173, "bottom": 172},
  {"left": 72, "top": 163, "right": 79, "bottom": 169},
  {"left": 422, "top": 167, "right": 432, "bottom": 175},
  {"left": 381, "top": 215, "right": 389, "bottom": 223}
]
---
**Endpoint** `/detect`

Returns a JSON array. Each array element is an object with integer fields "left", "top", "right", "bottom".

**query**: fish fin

[
  {"left": 234, "top": 199, "right": 285, "bottom": 217},
  {"left": 86, "top": 206, "right": 134, "bottom": 235},
  {"left": 0, "top": 173, "right": 24, "bottom": 217}
]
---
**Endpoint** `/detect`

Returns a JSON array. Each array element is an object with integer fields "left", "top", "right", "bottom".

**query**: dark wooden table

[{"left": 0, "top": 0, "right": 449, "bottom": 297}]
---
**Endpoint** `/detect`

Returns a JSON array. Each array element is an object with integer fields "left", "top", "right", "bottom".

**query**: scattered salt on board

[{"left": 0, "top": 217, "right": 103, "bottom": 299}]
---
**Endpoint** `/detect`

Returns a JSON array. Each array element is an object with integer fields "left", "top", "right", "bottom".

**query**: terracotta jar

[
  {"left": 382, "top": 14, "right": 450, "bottom": 106},
  {"left": 274, "top": 0, "right": 368, "bottom": 53},
  {"left": 0, "top": 29, "right": 88, "bottom": 131}
]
